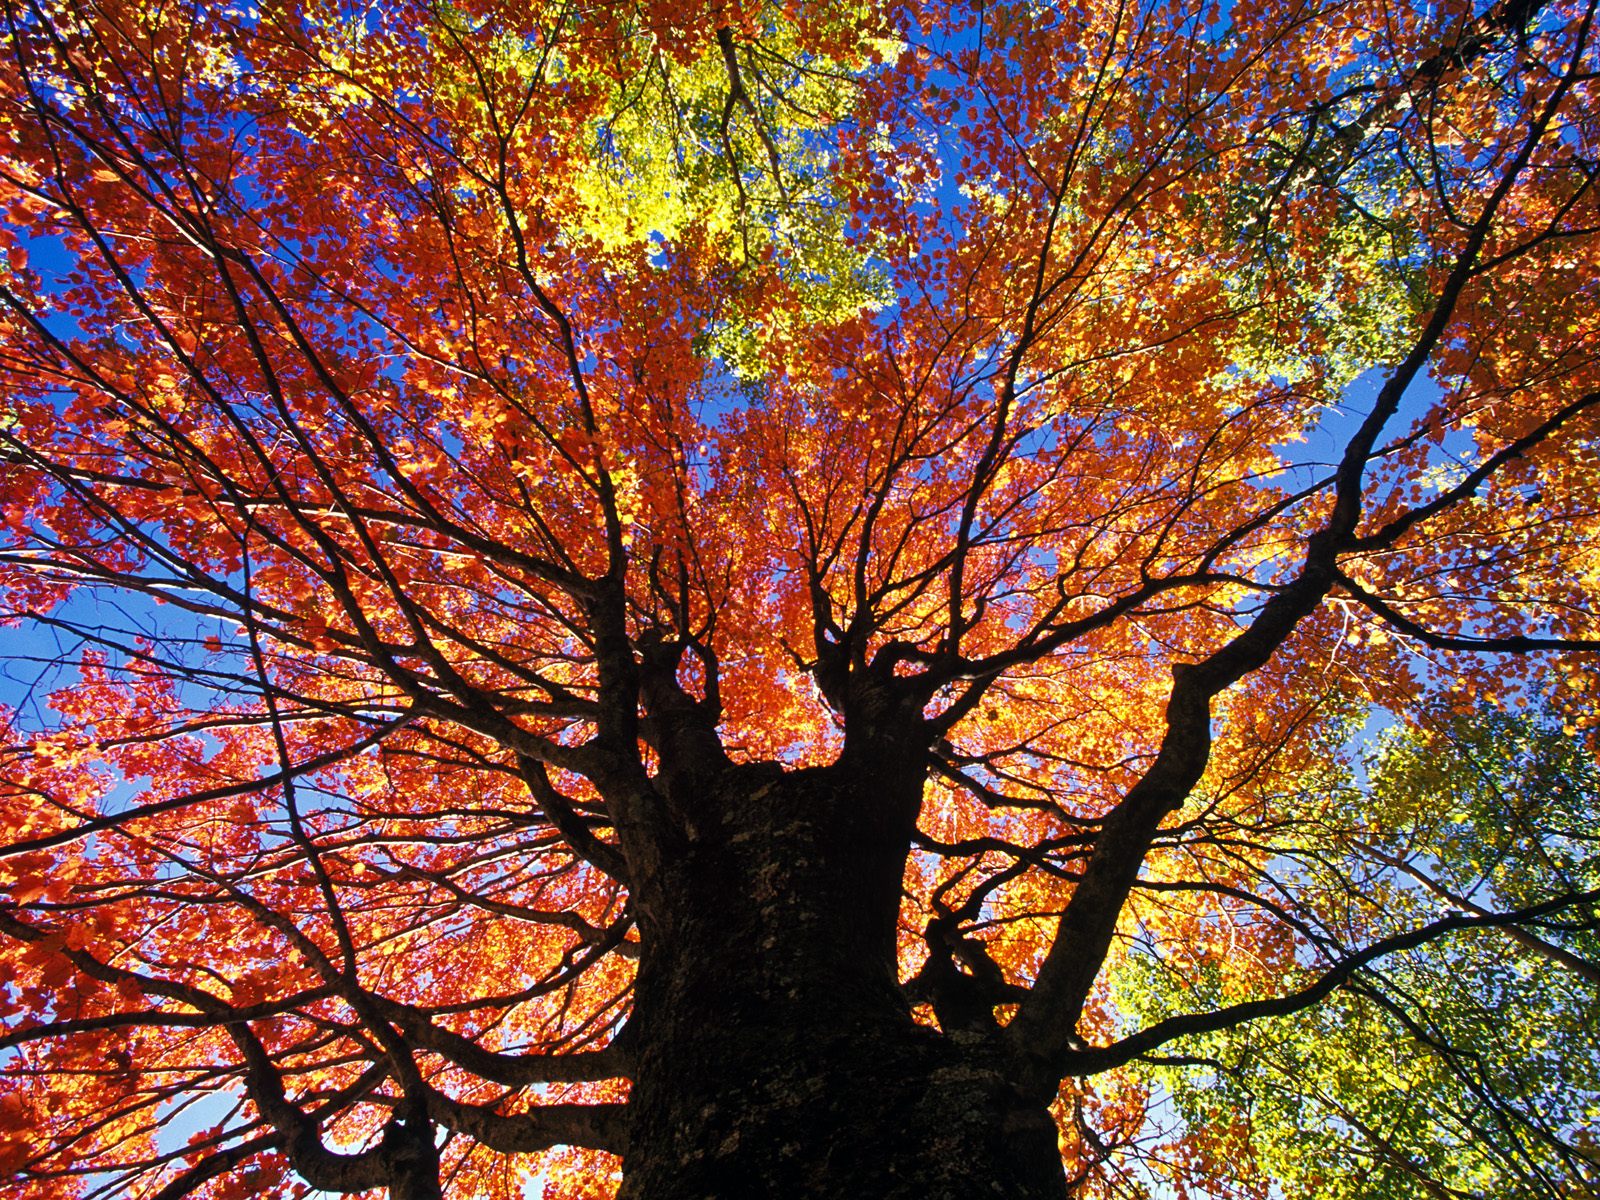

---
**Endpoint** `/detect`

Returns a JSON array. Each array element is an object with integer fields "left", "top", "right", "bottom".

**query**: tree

[
  {"left": 0, "top": 0, "right": 1597, "bottom": 1195},
  {"left": 1128, "top": 705, "right": 1600, "bottom": 1199}
]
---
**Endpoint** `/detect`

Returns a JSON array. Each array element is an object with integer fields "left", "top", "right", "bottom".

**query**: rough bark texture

[{"left": 616, "top": 760, "right": 1067, "bottom": 1199}]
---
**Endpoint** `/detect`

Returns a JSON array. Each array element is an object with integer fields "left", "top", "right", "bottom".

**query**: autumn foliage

[{"left": 0, "top": 0, "right": 1597, "bottom": 1195}]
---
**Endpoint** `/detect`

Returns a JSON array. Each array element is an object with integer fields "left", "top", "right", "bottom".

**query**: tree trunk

[{"left": 617, "top": 760, "right": 1067, "bottom": 1200}]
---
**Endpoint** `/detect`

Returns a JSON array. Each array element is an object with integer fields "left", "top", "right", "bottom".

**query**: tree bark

[{"left": 616, "top": 760, "right": 1066, "bottom": 1200}]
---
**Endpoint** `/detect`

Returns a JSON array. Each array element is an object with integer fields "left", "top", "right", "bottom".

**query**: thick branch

[
  {"left": 1063, "top": 889, "right": 1600, "bottom": 1075},
  {"left": 423, "top": 1086, "right": 629, "bottom": 1155}
]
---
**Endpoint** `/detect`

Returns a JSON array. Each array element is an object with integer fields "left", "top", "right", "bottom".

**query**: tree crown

[{"left": 1, "top": 0, "right": 1597, "bottom": 1195}]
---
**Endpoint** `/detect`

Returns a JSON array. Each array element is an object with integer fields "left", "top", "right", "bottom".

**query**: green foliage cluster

[
  {"left": 1125, "top": 706, "right": 1600, "bottom": 1198},
  {"left": 562, "top": 16, "right": 895, "bottom": 375}
]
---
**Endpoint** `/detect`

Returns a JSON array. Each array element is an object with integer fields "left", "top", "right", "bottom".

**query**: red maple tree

[{"left": 1, "top": 0, "right": 1597, "bottom": 1196}]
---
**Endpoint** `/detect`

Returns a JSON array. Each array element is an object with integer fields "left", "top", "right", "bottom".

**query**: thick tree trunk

[{"left": 617, "top": 760, "right": 1066, "bottom": 1200}]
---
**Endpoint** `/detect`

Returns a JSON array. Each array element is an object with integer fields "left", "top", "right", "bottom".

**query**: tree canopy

[{"left": 0, "top": 0, "right": 1597, "bottom": 1196}]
